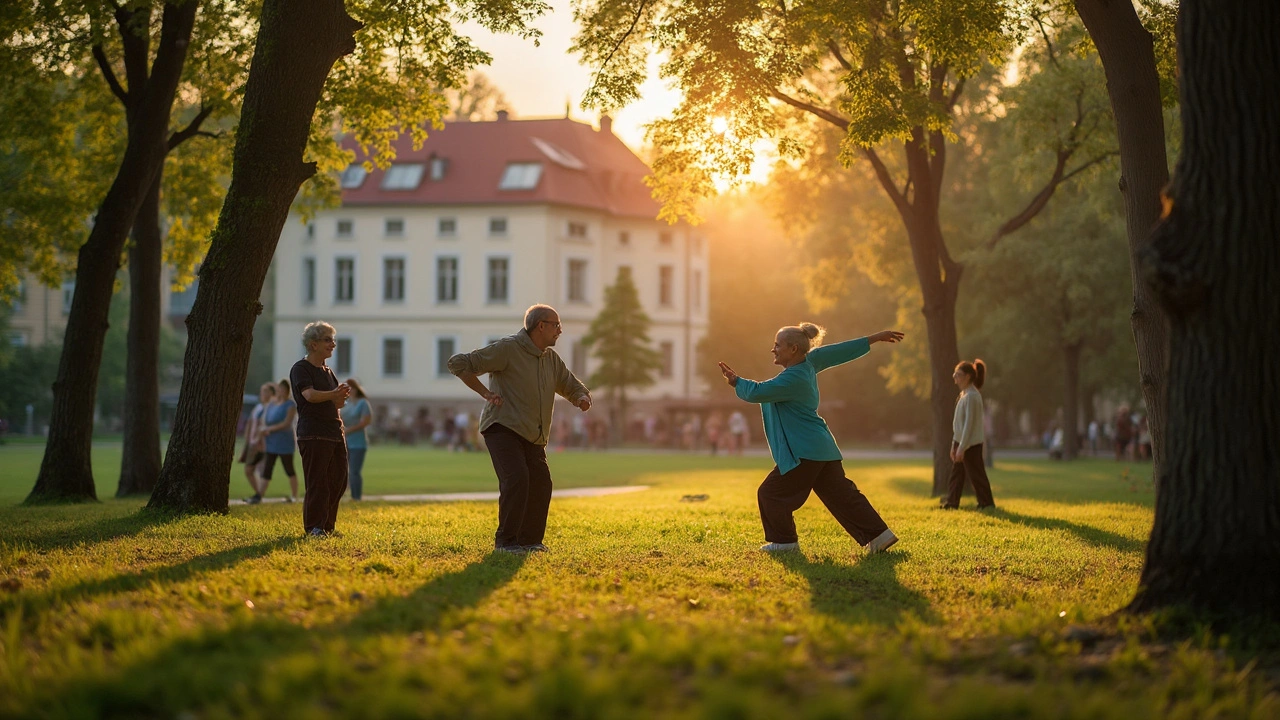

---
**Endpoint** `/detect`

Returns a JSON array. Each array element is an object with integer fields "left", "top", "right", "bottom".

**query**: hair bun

[{"left": 800, "top": 323, "right": 819, "bottom": 339}]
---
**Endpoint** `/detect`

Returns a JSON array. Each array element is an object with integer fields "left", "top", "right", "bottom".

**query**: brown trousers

[
  {"left": 299, "top": 438, "right": 348, "bottom": 532},
  {"left": 943, "top": 443, "right": 995, "bottom": 508},
  {"left": 758, "top": 459, "right": 889, "bottom": 545},
  {"left": 482, "top": 425, "right": 553, "bottom": 548}
]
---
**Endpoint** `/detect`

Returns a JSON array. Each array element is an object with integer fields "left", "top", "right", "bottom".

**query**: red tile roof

[{"left": 340, "top": 117, "right": 661, "bottom": 219}]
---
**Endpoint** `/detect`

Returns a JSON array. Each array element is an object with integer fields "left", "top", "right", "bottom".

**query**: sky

[{"left": 460, "top": 0, "right": 681, "bottom": 153}]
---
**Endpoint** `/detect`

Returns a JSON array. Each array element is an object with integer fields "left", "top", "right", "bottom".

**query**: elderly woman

[
  {"left": 719, "top": 323, "right": 904, "bottom": 555},
  {"left": 290, "top": 321, "right": 351, "bottom": 536}
]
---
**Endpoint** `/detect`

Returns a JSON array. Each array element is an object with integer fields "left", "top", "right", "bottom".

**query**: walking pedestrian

[
  {"left": 341, "top": 378, "right": 373, "bottom": 500},
  {"left": 718, "top": 323, "right": 904, "bottom": 555},
  {"left": 941, "top": 359, "right": 996, "bottom": 510},
  {"left": 252, "top": 378, "right": 300, "bottom": 504}
]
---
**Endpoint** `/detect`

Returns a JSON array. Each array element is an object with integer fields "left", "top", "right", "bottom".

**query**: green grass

[{"left": 0, "top": 447, "right": 1276, "bottom": 718}]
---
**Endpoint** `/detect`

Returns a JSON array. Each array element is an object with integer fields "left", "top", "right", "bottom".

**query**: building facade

[{"left": 272, "top": 116, "right": 709, "bottom": 427}]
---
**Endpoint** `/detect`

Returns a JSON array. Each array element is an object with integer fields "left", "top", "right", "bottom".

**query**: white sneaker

[
  {"left": 759, "top": 542, "right": 800, "bottom": 553},
  {"left": 866, "top": 529, "right": 899, "bottom": 554}
]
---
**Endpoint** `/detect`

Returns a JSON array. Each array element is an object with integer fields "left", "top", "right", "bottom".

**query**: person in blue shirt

[
  {"left": 340, "top": 377, "right": 373, "bottom": 500},
  {"left": 253, "top": 378, "right": 300, "bottom": 504},
  {"left": 718, "top": 323, "right": 904, "bottom": 555}
]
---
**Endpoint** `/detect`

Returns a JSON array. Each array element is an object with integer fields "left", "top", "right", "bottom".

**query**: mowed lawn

[{"left": 1, "top": 445, "right": 1275, "bottom": 718}]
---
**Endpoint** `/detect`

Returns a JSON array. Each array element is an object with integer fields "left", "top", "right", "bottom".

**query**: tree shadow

[
  {"left": 767, "top": 550, "right": 937, "bottom": 627},
  {"left": 1, "top": 507, "right": 184, "bottom": 554},
  {"left": 985, "top": 508, "right": 1146, "bottom": 554},
  {"left": 887, "top": 470, "right": 1152, "bottom": 509},
  {"left": 28, "top": 552, "right": 529, "bottom": 717},
  {"left": 3, "top": 536, "right": 302, "bottom": 617}
]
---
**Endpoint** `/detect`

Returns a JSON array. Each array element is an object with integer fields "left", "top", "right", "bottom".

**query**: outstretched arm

[
  {"left": 808, "top": 331, "right": 904, "bottom": 373},
  {"left": 719, "top": 362, "right": 807, "bottom": 404}
]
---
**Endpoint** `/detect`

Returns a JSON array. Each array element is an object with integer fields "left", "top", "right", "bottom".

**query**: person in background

[
  {"left": 253, "top": 378, "right": 299, "bottom": 504},
  {"left": 239, "top": 382, "right": 274, "bottom": 497},
  {"left": 728, "top": 410, "right": 748, "bottom": 454},
  {"left": 1114, "top": 405, "right": 1133, "bottom": 461},
  {"left": 942, "top": 359, "right": 996, "bottom": 510},
  {"left": 342, "top": 377, "right": 373, "bottom": 500},
  {"left": 719, "top": 323, "right": 904, "bottom": 555},
  {"left": 291, "top": 322, "right": 351, "bottom": 536}
]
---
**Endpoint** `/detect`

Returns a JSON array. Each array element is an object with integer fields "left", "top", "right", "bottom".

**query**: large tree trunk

[
  {"left": 26, "top": 1, "right": 199, "bottom": 505},
  {"left": 148, "top": 0, "right": 362, "bottom": 513},
  {"left": 1127, "top": 1, "right": 1280, "bottom": 617},
  {"left": 1063, "top": 341, "right": 1081, "bottom": 461},
  {"left": 117, "top": 173, "right": 165, "bottom": 497},
  {"left": 1074, "top": 0, "right": 1170, "bottom": 486}
]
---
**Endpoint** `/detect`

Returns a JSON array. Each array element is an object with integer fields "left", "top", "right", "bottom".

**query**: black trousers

[
  {"left": 299, "top": 439, "right": 348, "bottom": 532},
  {"left": 758, "top": 459, "right": 889, "bottom": 545},
  {"left": 483, "top": 425, "right": 553, "bottom": 548},
  {"left": 943, "top": 443, "right": 995, "bottom": 508}
]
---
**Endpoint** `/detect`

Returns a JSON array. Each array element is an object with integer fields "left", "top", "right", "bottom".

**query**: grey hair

[
  {"left": 302, "top": 321, "right": 336, "bottom": 351},
  {"left": 524, "top": 304, "right": 558, "bottom": 331},
  {"left": 777, "top": 322, "right": 826, "bottom": 354}
]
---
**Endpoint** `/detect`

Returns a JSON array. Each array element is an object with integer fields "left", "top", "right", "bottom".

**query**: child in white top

[{"left": 942, "top": 359, "right": 996, "bottom": 509}]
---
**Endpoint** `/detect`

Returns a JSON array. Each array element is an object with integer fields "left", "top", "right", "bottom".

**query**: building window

[
  {"left": 498, "top": 162, "right": 543, "bottom": 190},
  {"left": 436, "top": 256, "right": 459, "bottom": 303},
  {"left": 438, "top": 217, "right": 457, "bottom": 236},
  {"left": 692, "top": 269, "right": 703, "bottom": 311},
  {"left": 436, "top": 337, "right": 456, "bottom": 377},
  {"left": 658, "top": 265, "right": 674, "bottom": 306},
  {"left": 659, "top": 230, "right": 673, "bottom": 247},
  {"left": 487, "top": 257, "right": 510, "bottom": 303},
  {"left": 381, "top": 163, "right": 425, "bottom": 190},
  {"left": 489, "top": 217, "right": 508, "bottom": 235},
  {"left": 340, "top": 164, "right": 367, "bottom": 189},
  {"left": 617, "top": 265, "right": 632, "bottom": 281},
  {"left": 11, "top": 279, "right": 25, "bottom": 316},
  {"left": 7, "top": 331, "right": 28, "bottom": 347},
  {"left": 567, "top": 221, "right": 588, "bottom": 239},
  {"left": 385, "top": 218, "right": 404, "bottom": 236},
  {"left": 306, "top": 223, "right": 315, "bottom": 241},
  {"left": 335, "top": 257, "right": 355, "bottom": 303},
  {"left": 659, "top": 341, "right": 674, "bottom": 378},
  {"left": 429, "top": 156, "right": 448, "bottom": 181},
  {"left": 383, "top": 257, "right": 405, "bottom": 302},
  {"left": 692, "top": 235, "right": 704, "bottom": 254},
  {"left": 336, "top": 219, "right": 354, "bottom": 237},
  {"left": 335, "top": 337, "right": 353, "bottom": 376},
  {"left": 571, "top": 341, "right": 587, "bottom": 377},
  {"left": 61, "top": 280, "right": 75, "bottom": 314},
  {"left": 303, "top": 257, "right": 316, "bottom": 305},
  {"left": 382, "top": 337, "right": 404, "bottom": 377},
  {"left": 567, "top": 259, "right": 588, "bottom": 303},
  {"left": 619, "top": 231, "right": 630, "bottom": 246}
]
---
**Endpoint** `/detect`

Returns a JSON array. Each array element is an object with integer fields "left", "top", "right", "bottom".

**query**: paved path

[{"left": 230, "top": 485, "right": 649, "bottom": 505}]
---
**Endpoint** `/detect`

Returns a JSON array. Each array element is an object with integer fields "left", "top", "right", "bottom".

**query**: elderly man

[{"left": 448, "top": 304, "right": 592, "bottom": 553}]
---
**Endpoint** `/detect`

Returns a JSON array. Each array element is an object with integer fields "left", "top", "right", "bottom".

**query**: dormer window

[
  {"left": 429, "top": 157, "right": 448, "bottom": 181},
  {"left": 499, "top": 162, "right": 543, "bottom": 190},
  {"left": 382, "top": 163, "right": 425, "bottom": 190},
  {"left": 340, "top": 164, "right": 367, "bottom": 189}
]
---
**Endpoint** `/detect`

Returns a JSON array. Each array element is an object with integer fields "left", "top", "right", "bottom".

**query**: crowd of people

[{"left": 238, "top": 304, "right": 997, "bottom": 555}]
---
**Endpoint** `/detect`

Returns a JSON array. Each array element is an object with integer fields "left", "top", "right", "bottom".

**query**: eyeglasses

[
  {"left": 541, "top": 321, "right": 561, "bottom": 330},
  {"left": 318, "top": 336, "right": 335, "bottom": 343}
]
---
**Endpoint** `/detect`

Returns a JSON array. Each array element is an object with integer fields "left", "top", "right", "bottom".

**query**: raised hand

[
  {"left": 870, "top": 330, "right": 905, "bottom": 344},
  {"left": 717, "top": 361, "right": 739, "bottom": 386}
]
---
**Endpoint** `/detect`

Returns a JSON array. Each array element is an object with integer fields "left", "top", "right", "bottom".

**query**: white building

[{"left": 272, "top": 115, "right": 709, "bottom": 428}]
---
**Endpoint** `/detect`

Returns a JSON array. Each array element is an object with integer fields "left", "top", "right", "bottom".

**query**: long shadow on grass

[
  {"left": 26, "top": 553, "right": 528, "bottom": 718},
  {"left": 888, "top": 471, "right": 1151, "bottom": 508},
  {"left": 0, "top": 507, "right": 183, "bottom": 554},
  {"left": 986, "top": 508, "right": 1146, "bottom": 554},
  {"left": 768, "top": 551, "right": 937, "bottom": 627}
]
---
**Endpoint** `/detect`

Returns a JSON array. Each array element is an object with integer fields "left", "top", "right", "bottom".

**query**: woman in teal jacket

[{"left": 719, "top": 323, "right": 904, "bottom": 555}]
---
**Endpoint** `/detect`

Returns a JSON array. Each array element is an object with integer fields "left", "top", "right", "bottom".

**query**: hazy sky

[{"left": 461, "top": 0, "right": 680, "bottom": 152}]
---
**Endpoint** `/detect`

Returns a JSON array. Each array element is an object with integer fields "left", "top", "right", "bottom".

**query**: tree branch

[
  {"left": 168, "top": 104, "right": 218, "bottom": 150},
  {"left": 863, "top": 147, "right": 909, "bottom": 216},
  {"left": 1035, "top": 14, "right": 1062, "bottom": 71},
  {"left": 947, "top": 77, "right": 966, "bottom": 111},
  {"left": 987, "top": 149, "right": 1118, "bottom": 249},
  {"left": 770, "top": 89, "right": 849, "bottom": 131},
  {"left": 593, "top": 0, "right": 649, "bottom": 86},
  {"left": 827, "top": 39, "right": 853, "bottom": 71},
  {"left": 91, "top": 45, "right": 129, "bottom": 104},
  {"left": 115, "top": 4, "right": 151, "bottom": 102}
]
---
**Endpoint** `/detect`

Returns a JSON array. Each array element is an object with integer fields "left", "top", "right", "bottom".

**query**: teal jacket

[{"left": 733, "top": 337, "right": 871, "bottom": 475}]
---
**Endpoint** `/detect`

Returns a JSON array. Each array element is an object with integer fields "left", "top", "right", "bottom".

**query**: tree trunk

[
  {"left": 1063, "top": 341, "right": 1081, "bottom": 461},
  {"left": 1127, "top": 0, "right": 1280, "bottom": 618},
  {"left": 148, "top": 0, "right": 362, "bottom": 513},
  {"left": 1075, "top": 0, "right": 1170, "bottom": 485},
  {"left": 25, "top": 1, "right": 199, "bottom": 505},
  {"left": 117, "top": 173, "right": 164, "bottom": 497}
]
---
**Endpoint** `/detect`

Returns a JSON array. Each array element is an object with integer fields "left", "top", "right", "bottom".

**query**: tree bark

[
  {"left": 1075, "top": 0, "right": 1170, "bottom": 485},
  {"left": 117, "top": 172, "right": 164, "bottom": 497},
  {"left": 1126, "top": 0, "right": 1280, "bottom": 618},
  {"left": 1063, "top": 341, "right": 1081, "bottom": 461},
  {"left": 148, "top": 0, "right": 362, "bottom": 513},
  {"left": 26, "top": 1, "right": 199, "bottom": 504}
]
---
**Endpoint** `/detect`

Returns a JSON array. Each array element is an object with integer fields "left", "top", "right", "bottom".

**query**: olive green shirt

[{"left": 447, "top": 329, "right": 590, "bottom": 446}]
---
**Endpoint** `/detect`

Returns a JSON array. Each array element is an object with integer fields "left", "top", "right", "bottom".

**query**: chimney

[
  {"left": 599, "top": 115, "right": 613, "bottom": 134},
  {"left": 496, "top": 109, "right": 509, "bottom": 122}
]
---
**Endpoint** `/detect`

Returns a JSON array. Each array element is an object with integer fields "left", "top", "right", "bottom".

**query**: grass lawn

[{"left": 1, "top": 445, "right": 1276, "bottom": 718}]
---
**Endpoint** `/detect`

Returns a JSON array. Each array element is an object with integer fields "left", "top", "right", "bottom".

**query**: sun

[{"left": 710, "top": 116, "right": 730, "bottom": 135}]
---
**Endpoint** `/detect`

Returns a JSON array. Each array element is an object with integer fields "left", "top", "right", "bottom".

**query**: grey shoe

[
  {"left": 523, "top": 543, "right": 549, "bottom": 553},
  {"left": 866, "top": 529, "right": 899, "bottom": 554},
  {"left": 245, "top": 495, "right": 263, "bottom": 505},
  {"left": 494, "top": 545, "right": 527, "bottom": 555},
  {"left": 307, "top": 527, "right": 327, "bottom": 537},
  {"left": 759, "top": 541, "right": 800, "bottom": 553}
]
